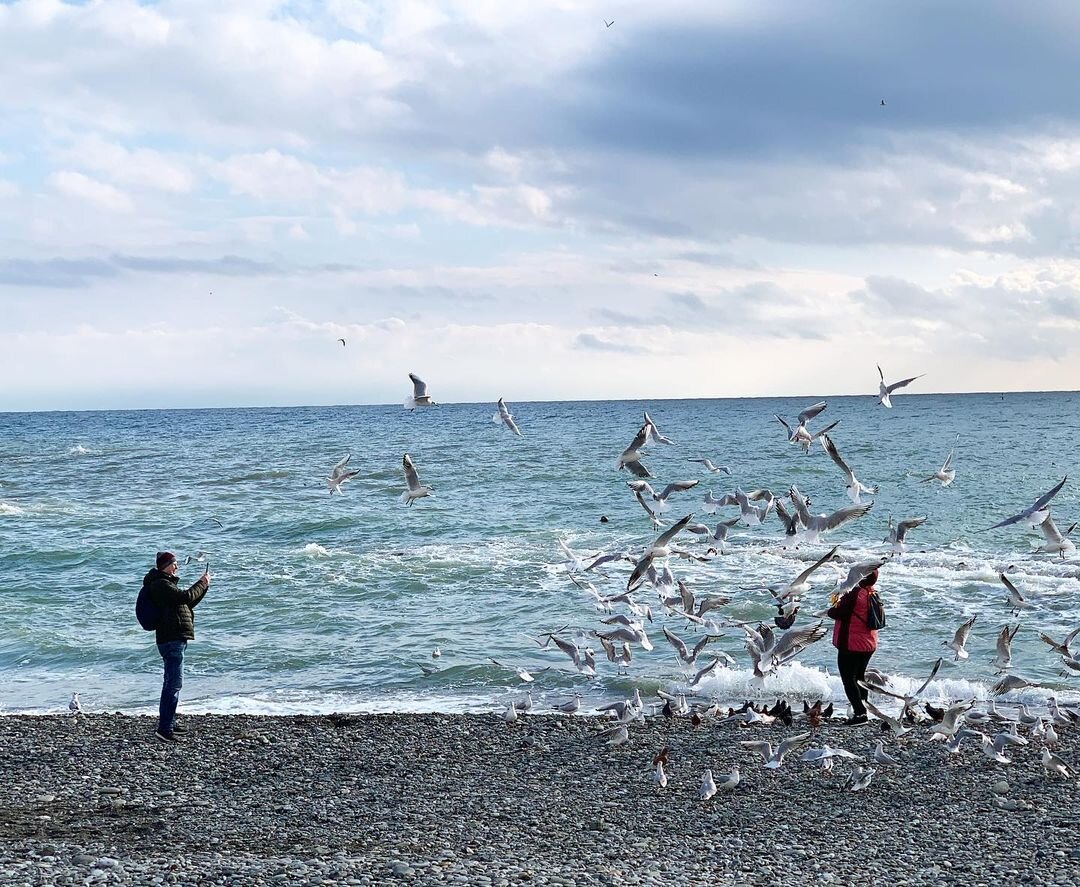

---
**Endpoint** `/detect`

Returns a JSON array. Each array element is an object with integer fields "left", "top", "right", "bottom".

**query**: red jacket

[{"left": 828, "top": 586, "right": 878, "bottom": 653}]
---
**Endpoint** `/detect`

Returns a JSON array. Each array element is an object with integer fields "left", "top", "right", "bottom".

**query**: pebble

[{"left": 0, "top": 712, "right": 1076, "bottom": 886}]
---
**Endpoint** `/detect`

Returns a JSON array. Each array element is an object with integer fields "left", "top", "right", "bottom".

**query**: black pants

[{"left": 837, "top": 649, "right": 873, "bottom": 717}]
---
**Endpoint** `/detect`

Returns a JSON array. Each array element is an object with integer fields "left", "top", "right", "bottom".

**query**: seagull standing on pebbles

[
  {"left": 1042, "top": 747, "right": 1072, "bottom": 778},
  {"left": 69, "top": 693, "right": 82, "bottom": 715},
  {"left": 848, "top": 765, "right": 876, "bottom": 792}
]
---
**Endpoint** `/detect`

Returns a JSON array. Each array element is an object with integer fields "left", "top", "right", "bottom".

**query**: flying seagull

[
  {"left": 775, "top": 401, "right": 838, "bottom": 453},
  {"left": 883, "top": 515, "right": 927, "bottom": 556},
  {"left": 788, "top": 485, "right": 873, "bottom": 544},
  {"left": 687, "top": 458, "right": 731, "bottom": 475},
  {"left": 1035, "top": 512, "right": 1077, "bottom": 559},
  {"left": 337, "top": 338, "right": 346, "bottom": 347},
  {"left": 876, "top": 364, "right": 924, "bottom": 408},
  {"left": 643, "top": 411, "right": 675, "bottom": 445},
  {"left": 985, "top": 476, "right": 1067, "bottom": 531},
  {"left": 404, "top": 373, "right": 437, "bottom": 410},
  {"left": 400, "top": 454, "right": 433, "bottom": 506},
  {"left": 922, "top": 435, "right": 958, "bottom": 486},
  {"left": 605, "top": 19, "right": 614, "bottom": 28},
  {"left": 944, "top": 614, "right": 977, "bottom": 660},
  {"left": 821, "top": 434, "right": 878, "bottom": 504},
  {"left": 492, "top": 398, "right": 522, "bottom": 437},
  {"left": 326, "top": 454, "right": 360, "bottom": 495}
]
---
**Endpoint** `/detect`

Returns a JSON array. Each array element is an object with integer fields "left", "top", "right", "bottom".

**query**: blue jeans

[{"left": 157, "top": 640, "right": 187, "bottom": 733}]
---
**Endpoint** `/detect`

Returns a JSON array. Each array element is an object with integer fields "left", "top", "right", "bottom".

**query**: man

[{"left": 144, "top": 551, "right": 210, "bottom": 742}]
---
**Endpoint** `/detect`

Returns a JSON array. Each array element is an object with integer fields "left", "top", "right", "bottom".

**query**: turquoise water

[{"left": 1, "top": 392, "right": 1078, "bottom": 715}]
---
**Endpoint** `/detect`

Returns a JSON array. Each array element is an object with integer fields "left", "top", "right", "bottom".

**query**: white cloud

[
  {"left": 55, "top": 135, "right": 194, "bottom": 193},
  {"left": 47, "top": 170, "right": 135, "bottom": 212}
]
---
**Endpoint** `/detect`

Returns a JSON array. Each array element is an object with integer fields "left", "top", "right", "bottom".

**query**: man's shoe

[
  {"left": 844, "top": 714, "right": 868, "bottom": 726},
  {"left": 171, "top": 724, "right": 189, "bottom": 736},
  {"left": 155, "top": 730, "right": 181, "bottom": 743}
]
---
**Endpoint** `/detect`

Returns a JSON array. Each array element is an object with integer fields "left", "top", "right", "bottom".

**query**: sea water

[{"left": 1, "top": 392, "right": 1078, "bottom": 715}]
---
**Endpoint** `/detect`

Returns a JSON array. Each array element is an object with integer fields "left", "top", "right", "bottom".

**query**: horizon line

[{"left": 2, "top": 385, "right": 1077, "bottom": 416}]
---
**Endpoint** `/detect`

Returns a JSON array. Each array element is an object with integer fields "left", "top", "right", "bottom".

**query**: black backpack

[
  {"left": 865, "top": 589, "right": 886, "bottom": 630},
  {"left": 135, "top": 584, "right": 162, "bottom": 631}
]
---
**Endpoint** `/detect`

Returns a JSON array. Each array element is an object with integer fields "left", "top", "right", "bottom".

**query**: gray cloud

[
  {"left": 573, "top": 332, "right": 647, "bottom": 354},
  {"left": 0, "top": 254, "right": 279, "bottom": 288}
]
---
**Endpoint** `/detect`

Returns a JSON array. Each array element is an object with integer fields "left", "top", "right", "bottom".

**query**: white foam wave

[
  {"left": 68, "top": 445, "right": 96, "bottom": 456},
  {"left": 0, "top": 502, "right": 25, "bottom": 516},
  {"left": 301, "top": 543, "right": 332, "bottom": 558}
]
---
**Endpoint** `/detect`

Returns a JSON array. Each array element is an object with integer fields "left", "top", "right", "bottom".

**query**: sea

[{"left": 1, "top": 392, "right": 1078, "bottom": 717}]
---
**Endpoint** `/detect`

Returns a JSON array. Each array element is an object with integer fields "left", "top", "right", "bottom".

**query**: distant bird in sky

[
  {"left": 338, "top": 338, "right": 346, "bottom": 347},
  {"left": 400, "top": 454, "right": 433, "bottom": 506},
  {"left": 876, "top": 364, "right": 924, "bottom": 407},
  {"left": 405, "top": 373, "right": 436, "bottom": 410},
  {"left": 880, "top": 99, "right": 886, "bottom": 106},
  {"left": 605, "top": 19, "right": 614, "bottom": 28}
]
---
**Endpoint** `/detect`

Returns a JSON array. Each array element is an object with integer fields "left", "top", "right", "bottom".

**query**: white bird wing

[
  {"left": 408, "top": 373, "right": 428, "bottom": 397},
  {"left": 776, "top": 732, "right": 813, "bottom": 759},
  {"left": 1039, "top": 513, "right": 1065, "bottom": 543},
  {"left": 402, "top": 454, "right": 422, "bottom": 491},
  {"left": 886, "top": 373, "right": 924, "bottom": 394},
  {"left": 653, "top": 514, "right": 694, "bottom": 549},
  {"left": 331, "top": 453, "right": 352, "bottom": 475},
  {"left": 912, "top": 657, "right": 943, "bottom": 697},
  {"left": 999, "top": 573, "right": 1024, "bottom": 602},
  {"left": 797, "top": 401, "right": 827, "bottom": 424},
  {"left": 821, "top": 434, "right": 854, "bottom": 482},
  {"left": 775, "top": 415, "right": 793, "bottom": 437},
  {"left": 658, "top": 480, "right": 700, "bottom": 500},
  {"left": 952, "top": 614, "right": 977, "bottom": 647},
  {"left": 662, "top": 627, "right": 690, "bottom": 659},
  {"left": 625, "top": 460, "right": 653, "bottom": 479},
  {"left": 789, "top": 545, "right": 841, "bottom": 589},
  {"left": 895, "top": 516, "right": 927, "bottom": 541},
  {"left": 820, "top": 501, "right": 874, "bottom": 531},
  {"left": 986, "top": 475, "right": 1068, "bottom": 530},
  {"left": 770, "top": 621, "right": 827, "bottom": 663}
]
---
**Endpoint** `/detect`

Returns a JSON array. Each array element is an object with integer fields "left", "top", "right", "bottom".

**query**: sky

[{"left": 3, "top": 0, "right": 1080, "bottom": 411}]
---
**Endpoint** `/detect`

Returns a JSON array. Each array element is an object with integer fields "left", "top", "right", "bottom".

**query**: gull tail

[
  {"left": 404, "top": 396, "right": 417, "bottom": 410},
  {"left": 398, "top": 491, "right": 411, "bottom": 504}
]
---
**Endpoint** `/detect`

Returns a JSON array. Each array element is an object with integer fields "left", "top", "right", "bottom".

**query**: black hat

[{"left": 156, "top": 551, "right": 177, "bottom": 570}]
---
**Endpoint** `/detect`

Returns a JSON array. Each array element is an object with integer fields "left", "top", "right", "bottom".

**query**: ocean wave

[
  {"left": 301, "top": 542, "right": 333, "bottom": 558},
  {"left": 68, "top": 445, "right": 97, "bottom": 456},
  {"left": 0, "top": 503, "right": 25, "bottom": 516}
]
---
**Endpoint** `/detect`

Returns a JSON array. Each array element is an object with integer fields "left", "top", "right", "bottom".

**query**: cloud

[
  {"left": 0, "top": 254, "right": 279, "bottom": 288},
  {"left": 573, "top": 332, "right": 648, "bottom": 354},
  {"left": 47, "top": 170, "right": 134, "bottom": 212}
]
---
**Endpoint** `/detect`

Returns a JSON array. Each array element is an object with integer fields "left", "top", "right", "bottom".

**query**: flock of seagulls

[
  {"left": 182, "top": 360, "right": 1078, "bottom": 801},
  {"left": 339, "top": 363, "right": 1078, "bottom": 800}
]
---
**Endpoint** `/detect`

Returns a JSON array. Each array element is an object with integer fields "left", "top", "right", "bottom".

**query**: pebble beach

[{"left": 1, "top": 713, "right": 1078, "bottom": 886}]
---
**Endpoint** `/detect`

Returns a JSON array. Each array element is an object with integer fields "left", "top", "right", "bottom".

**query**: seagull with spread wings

[
  {"left": 788, "top": 485, "right": 873, "bottom": 545},
  {"left": 985, "top": 476, "right": 1067, "bottom": 531},
  {"left": 775, "top": 401, "right": 839, "bottom": 453},
  {"left": 1034, "top": 512, "right": 1077, "bottom": 559},
  {"left": 492, "top": 398, "right": 522, "bottom": 437},
  {"left": 883, "top": 515, "right": 927, "bottom": 556},
  {"left": 404, "top": 373, "right": 437, "bottom": 409},
  {"left": 400, "top": 454, "right": 433, "bottom": 506},
  {"left": 876, "top": 364, "right": 924, "bottom": 408},
  {"left": 821, "top": 434, "right": 878, "bottom": 504},
  {"left": 326, "top": 453, "right": 361, "bottom": 495},
  {"left": 922, "top": 434, "right": 958, "bottom": 487}
]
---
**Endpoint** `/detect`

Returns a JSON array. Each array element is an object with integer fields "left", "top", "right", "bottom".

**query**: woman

[{"left": 827, "top": 569, "right": 879, "bottom": 725}]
